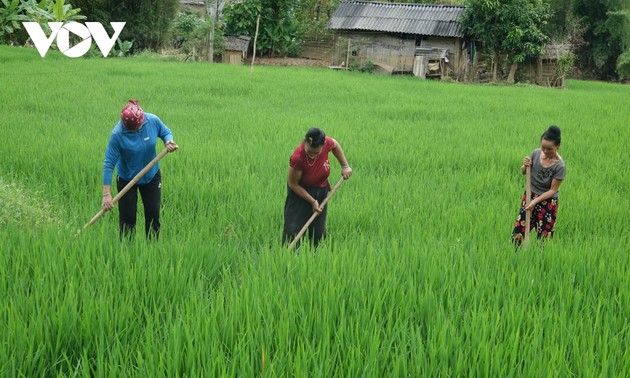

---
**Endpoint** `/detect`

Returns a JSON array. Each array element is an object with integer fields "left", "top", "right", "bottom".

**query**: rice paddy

[{"left": 0, "top": 45, "right": 629, "bottom": 376}]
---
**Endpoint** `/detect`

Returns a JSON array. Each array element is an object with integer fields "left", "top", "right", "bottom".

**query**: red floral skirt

[{"left": 512, "top": 192, "right": 558, "bottom": 246}]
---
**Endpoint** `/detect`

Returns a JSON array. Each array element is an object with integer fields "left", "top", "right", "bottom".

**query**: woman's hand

[
  {"left": 312, "top": 199, "right": 322, "bottom": 214},
  {"left": 521, "top": 156, "right": 532, "bottom": 174},
  {"left": 166, "top": 140, "right": 179, "bottom": 152},
  {"left": 102, "top": 193, "right": 114, "bottom": 211},
  {"left": 524, "top": 199, "right": 536, "bottom": 212},
  {"left": 341, "top": 165, "right": 352, "bottom": 180}
]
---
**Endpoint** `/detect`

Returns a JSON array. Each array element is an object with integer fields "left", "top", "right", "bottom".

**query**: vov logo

[{"left": 23, "top": 22, "right": 126, "bottom": 58}]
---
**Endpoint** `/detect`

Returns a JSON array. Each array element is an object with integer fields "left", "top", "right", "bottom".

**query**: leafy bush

[
  {"left": 1, "top": 0, "right": 87, "bottom": 46},
  {"left": 112, "top": 38, "right": 133, "bottom": 57},
  {"left": 223, "top": 0, "right": 302, "bottom": 57},
  {"left": 0, "top": 0, "right": 29, "bottom": 44},
  {"left": 616, "top": 51, "right": 630, "bottom": 79},
  {"left": 172, "top": 11, "right": 221, "bottom": 61},
  {"left": 363, "top": 60, "right": 374, "bottom": 73},
  {"left": 557, "top": 51, "right": 576, "bottom": 77}
]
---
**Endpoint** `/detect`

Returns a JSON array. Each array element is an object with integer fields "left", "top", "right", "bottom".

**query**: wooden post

[
  {"left": 345, "top": 38, "right": 350, "bottom": 70},
  {"left": 250, "top": 14, "right": 260, "bottom": 79},
  {"left": 207, "top": 0, "right": 214, "bottom": 62}
]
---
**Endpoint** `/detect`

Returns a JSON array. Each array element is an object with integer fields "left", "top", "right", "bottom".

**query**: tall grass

[{"left": 0, "top": 45, "right": 629, "bottom": 376}]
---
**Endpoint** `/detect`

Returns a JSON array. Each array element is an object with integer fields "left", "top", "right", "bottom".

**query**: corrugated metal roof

[
  {"left": 225, "top": 35, "right": 251, "bottom": 51},
  {"left": 328, "top": 1, "right": 466, "bottom": 38}
]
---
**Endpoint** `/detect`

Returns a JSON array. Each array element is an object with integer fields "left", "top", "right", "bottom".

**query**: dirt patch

[{"left": 249, "top": 57, "right": 331, "bottom": 68}]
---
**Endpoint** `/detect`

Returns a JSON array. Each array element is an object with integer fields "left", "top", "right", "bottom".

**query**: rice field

[{"left": 0, "top": 45, "right": 629, "bottom": 376}]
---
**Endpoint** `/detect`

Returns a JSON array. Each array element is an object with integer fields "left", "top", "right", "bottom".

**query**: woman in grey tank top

[{"left": 512, "top": 125, "right": 566, "bottom": 247}]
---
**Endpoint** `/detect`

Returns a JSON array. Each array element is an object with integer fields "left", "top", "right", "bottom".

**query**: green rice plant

[{"left": 0, "top": 45, "right": 629, "bottom": 376}]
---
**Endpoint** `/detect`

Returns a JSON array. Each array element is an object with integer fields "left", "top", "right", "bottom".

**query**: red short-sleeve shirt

[{"left": 289, "top": 136, "right": 336, "bottom": 188}]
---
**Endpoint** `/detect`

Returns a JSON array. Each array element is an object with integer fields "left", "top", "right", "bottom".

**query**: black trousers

[
  {"left": 283, "top": 184, "right": 329, "bottom": 248},
  {"left": 117, "top": 170, "right": 161, "bottom": 239}
]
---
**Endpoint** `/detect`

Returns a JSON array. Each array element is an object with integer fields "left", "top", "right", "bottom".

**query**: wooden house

[
  {"left": 223, "top": 35, "right": 250, "bottom": 64},
  {"left": 328, "top": 1, "right": 468, "bottom": 78},
  {"left": 180, "top": 0, "right": 206, "bottom": 15},
  {"left": 527, "top": 44, "right": 573, "bottom": 88}
]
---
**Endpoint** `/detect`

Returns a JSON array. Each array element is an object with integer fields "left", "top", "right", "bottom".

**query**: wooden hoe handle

[
  {"left": 82, "top": 148, "right": 169, "bottom": 229},
  {"left": 288, "top": 177, "right": 345, "bottom": 251},
  {"left": 524, "top": 165, "right": 532, "bottom": 247}
]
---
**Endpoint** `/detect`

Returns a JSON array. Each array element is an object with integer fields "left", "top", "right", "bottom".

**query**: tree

[
  {"left": 295, "top": 0, "right": 340, "bottom": 40},
  {"left": 70, "top": 0, "right": 180, "bottom": 51},
  {"left": 460, "top": 0, "right": 551, "bottom": 82},
  {"left": 537, "top": 0, "right": 630, "bottom": 80},
  {"left": 618, "top": 51, "right": 630, "bottom": 80},
  {"left": 171, "top": 9, "right": 221, "bottom": 61},
  {"left": 223, "top": 0, "right": 301, "bottom": 56},
  {"left": 607, "top": 8, "right": 630, "bottom": 79},
  {"left": 500, "top": 0, "right": 550, "bottom": 82},
  {"left": 571, "top": 0, "right": 628, "bottom": 79},
  {"left": 120, "top": 0, "right": 180, "bottom": 51}
]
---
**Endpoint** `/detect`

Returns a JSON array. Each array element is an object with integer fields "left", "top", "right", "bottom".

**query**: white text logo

[{"left": 23, "top": 22, "right": 126, "bottom": 58}]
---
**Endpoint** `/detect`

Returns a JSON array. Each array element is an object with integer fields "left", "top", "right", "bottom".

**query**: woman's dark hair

[
  {"left": 305, "top": 127, "right": 326, "bottom": 148},
  {"left": 541, "top": 125, "right": 561, "bottom": 145}
]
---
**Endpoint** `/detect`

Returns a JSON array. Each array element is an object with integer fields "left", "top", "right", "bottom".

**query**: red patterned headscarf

[{"left": 120, "top": 99, "right": 145, "bottom": 130}]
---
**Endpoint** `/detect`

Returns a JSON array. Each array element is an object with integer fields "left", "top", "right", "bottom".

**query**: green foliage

[
  {"left": 348, "top": 59, "right": 359, "bottom": 71},
  {"left": 503, "top": 0, "right": 550, "bottom": 64},
  {"left": 617, "top": 51, "right": 630, "bottom": 79},
  {"left": 557, "top": 51, "right": 576, "bottom": 76},
  {"left": 538, "top": 0, "right": 630, "bottom": 80},
  {"left": 172, "top": 10, "right": 222, "bottom": 61},
  {"left": 0, "top": 0, "right": 29, "bottom": 43},
  {"left": 48, "top": 0, "right": 85, "bottom": 22},
  {"left": 223, "top": 0, "right": 302, "bottom": 56},
  {"left": 545, "top": 0, "right": 572, "bottom": 38},
  {"left": 608, "top": 9, "right": 630, "bottom": 79},
  {"left": 124, "top": 0, "right": 180, "bottom": 51},
  {"left": 20, "top": 0, "right": 52, "bottom": 24},
  {"left": 69, "top": 0, "right": 180, "bottom": 51},
  {"left": 461, "top": 0, "right": 551, "bottom": 64},
  {"left": 112, "top": 38, "right": 133, "bottom": 57},
  {"left": 223, "top": 0, "right": 260, "bottom": 36},
  {"left": 461, "top": 0, "right": 508, "bottom": 54},
  {"left": 59, "top": 0, "right": 108, "bottom": 24},
  {"left": 363, "top": 59, "right": 374, "bottom": 73},
  {"left": 571, "top": 0, "right": 628, "bottom": 79},
  {"left": 0, "top": 0, "right": 86, "bottom": 45},
  {"left": 294, "top": 0, "right": 339, "bottom": 40},
  {"left": 173, "top": 11, "right": 201, "bottom": 39}
]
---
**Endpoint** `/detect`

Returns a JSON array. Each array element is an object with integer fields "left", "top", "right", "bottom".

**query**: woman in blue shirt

[{"left": 102, "top": 100, "right": 178, "bottom": 239}]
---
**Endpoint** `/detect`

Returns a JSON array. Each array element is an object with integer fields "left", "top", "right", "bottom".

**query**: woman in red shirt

[{"left": 283, "top": 128, "right": 352, "bottom": 248}]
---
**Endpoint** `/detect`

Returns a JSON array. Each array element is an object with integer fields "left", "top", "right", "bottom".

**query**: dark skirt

[{"left": 282, "top": 183, "right": 329, "bottom": 248}]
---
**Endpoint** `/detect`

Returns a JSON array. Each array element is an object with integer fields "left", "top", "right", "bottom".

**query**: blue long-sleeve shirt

[{"left": 103, "top": 113, "right": 173, "bottom": 185}]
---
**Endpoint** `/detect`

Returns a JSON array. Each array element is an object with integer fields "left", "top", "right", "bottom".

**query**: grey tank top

[{"left": 530, "top": 148, "right": 566, "bottom": 198}]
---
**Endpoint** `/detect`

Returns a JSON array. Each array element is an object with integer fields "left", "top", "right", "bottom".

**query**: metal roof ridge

[{"left": 338, "top": 1, "right": 465, "bottom": 9}]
